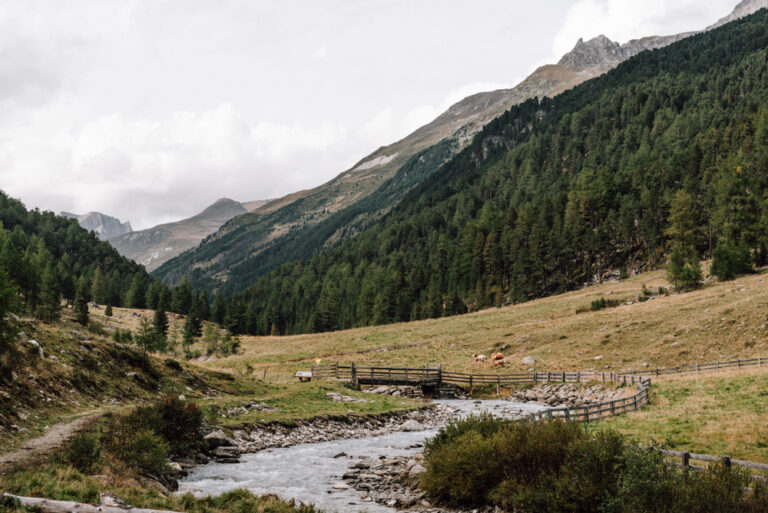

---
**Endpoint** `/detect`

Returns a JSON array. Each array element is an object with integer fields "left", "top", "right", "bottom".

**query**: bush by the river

[{"left": 421, "top": 415, "right": 768, "bottom": 513}]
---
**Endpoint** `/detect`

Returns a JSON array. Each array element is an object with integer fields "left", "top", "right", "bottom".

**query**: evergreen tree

[
  {"left": 90, "top": 268, "right": 106, "bottom": 305},
  {"left": 135, "top": 317, "right": 159, "bottom": 354},
  {"left": 196, "top": 291, "right": 210, "bottom": 321},
  {"left": 73, "top": 278, "right": 89, "bottom": 326},
  {"left": 105, "top": 303, "right": 113, "bottom": 317},
  {"left": 153, "top": 306, "right": 169, "bottom": 337},
  {"left": 126, "top": 273, "right": 146, "bottom": 309},
  {"left": 171, "top": 277, "right": 193, "bottom": 314},
  {"left": 211, "top": 293, "right": 226, "bottom": 324},
  {"left": 37, "top": 263, "right": 61, "bottom": 322},
  {"left": 711, "top": 239, "right": 753, "bottom": 281},
  {"left": 0, "top": 269, "right": 18, "bottom": 356}
]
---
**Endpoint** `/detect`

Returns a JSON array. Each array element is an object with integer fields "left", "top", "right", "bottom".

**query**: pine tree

[
  {"left": 196, "top": 291, "right": 210, "bottom": 321},
  {"left": 37, "top": 263, "right": 61, "bottom": 322},
  {"left": 211, "top": 293, "right": 226, "bottom": 324},
  {"left": 171, "top": 277, "right": 193, "bottom": 315},
  {"left": 666, "top": 246, "right": 686, "bottom": 290},
  {"left": 105, "top": 303, "right": 113, "bottom": 317},
  {"left": 126, "top": 273, "right": 146, "bottom": 309},
  {"left": 73, "top": 278, "right": 89, "bottom": 327},
  {"left": 153, "top": 306, "right": 169, "bottom": 337},
  {"left": 0, "top": 269, "right": 18, "bottom": 356},
  {"left": 135, "top": 317, "right": 159, "bottom": 354},
  {"left": 90, "top": 268, "right": 106, "bottom": 305}
]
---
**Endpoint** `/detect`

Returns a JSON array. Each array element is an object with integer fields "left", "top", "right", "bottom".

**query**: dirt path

[{"left": 0, "top": 411, "right": 101, "bottom": 475}]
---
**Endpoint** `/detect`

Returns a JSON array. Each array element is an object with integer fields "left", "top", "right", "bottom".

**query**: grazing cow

[
  {"left": 493, "top": 357, "right": 507, "bottom": 367},
  {"left": 472, "top": 353, "right": 488, "bottom": 362},
  {"left": 491, "top": 352, "right": 505, "bottom": 361}
]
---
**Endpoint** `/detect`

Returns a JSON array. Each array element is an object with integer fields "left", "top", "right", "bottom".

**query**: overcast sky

[{"left": 0, "top": 0, "right": 737, "bottom": 229}]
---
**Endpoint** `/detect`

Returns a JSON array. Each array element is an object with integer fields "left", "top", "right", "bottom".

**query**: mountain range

[{"left": 151, "top": 0, "right": 768, "bottom": 293}]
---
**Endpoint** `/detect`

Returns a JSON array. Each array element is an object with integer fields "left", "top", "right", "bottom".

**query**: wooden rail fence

[{"left": 311, "top": 362, "right": 651, "bottom": 423}]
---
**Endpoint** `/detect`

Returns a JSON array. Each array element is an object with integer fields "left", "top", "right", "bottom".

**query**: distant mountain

[
  {"left": 154, "top": 0, "right": 763, "bottom": 293},
  {"left": 60, "top": 211, "right": 133, "bottom": 240},
  {"left": 109, "top": 198, "right": 269, "bottom": 271}
]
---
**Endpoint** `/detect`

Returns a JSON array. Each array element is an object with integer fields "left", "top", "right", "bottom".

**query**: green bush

[
  {"left": 57, "top": 433, "right": 101, "bottom": 473},
  {"left": 711, "top": 240, "right": 753, "bottom": 281},
  {"left": 421, "top": 417, "right": 768, "bottom": 513},
  {"left": 102, "top": 421, "right": 169, "bottom": 476}
]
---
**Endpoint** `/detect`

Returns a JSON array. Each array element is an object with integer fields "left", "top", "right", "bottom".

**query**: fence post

[
  {"left": 682, "top": 452, "right": 690, "bottom": 476},
  {"left": 759, "top": 357, "right": 762, "bottom": 368},
  {"left": 351, "top": 362, "right": 357, "bottom": 386},
  {"left": 562, "top": 371, "right": 565, "bottom": 382},
  {"left": 722, "top": 456, "right": 731, "bottom": 468},
  {"left": 469, "top": 374, "right": 473, "bottom": 388},
  {"left": 334, "top": 362, "right": 339, "bottom": 379},
  {"left": 497, "top": 375, "right": 501, "bottom": 395},
  {"left": 695, "top": 363, "right": 698, "bottom": 374}
]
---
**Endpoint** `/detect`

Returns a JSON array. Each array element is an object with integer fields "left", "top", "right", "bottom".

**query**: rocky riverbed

[{"left": 506, "top": 383, "right": 633, "bottom": 408}]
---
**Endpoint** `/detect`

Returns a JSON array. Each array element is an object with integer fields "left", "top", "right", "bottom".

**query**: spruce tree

[
  {"left": 135, "top": 317, "right": 159, "bottom": 354},
  {"left": 153, "top": 306, "right": 169, "bottom": 337},
  {"left": 105, "top": 303, "right": 113, "bottom": 317},
  {"left": 126, "top": 273, "right": 146, "bottom": 309},
  {"left": 37, "top": 263, "right": 61, "bottom": 322},
  {"left": 73, "top": 278, "right": 90, "bottom": 327},
  {"left": 0, "top": 269, "right": 18, "bottom": 355},
  {"left": 171, "top": 277, "right": 193, "bottom": 314},
  {"left": 196, "top": 291, "right": 210, "bottom": 321},
  {"left": 211, "top": 293, "right": 226, "bottom": 324}
]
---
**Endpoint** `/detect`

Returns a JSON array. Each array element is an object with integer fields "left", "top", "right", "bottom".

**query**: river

[{"left": 179, "top": 399, "right": 548, "bottom": 513}]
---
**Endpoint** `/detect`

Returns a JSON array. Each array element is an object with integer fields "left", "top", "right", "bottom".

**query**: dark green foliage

[
  {"left": 211, "top": 293, "right": 226, "bottom": 324},
  {"left": 0, "top": 269, "right": 18, "bottom": 356},
  {"left": 153, "top": 307, "right": 169, "bottom": 336},
  {"left": 667, "top": 246, "right": 702, "bottom": 291},
  {"left": 171, "top": 277, "right": 194, "bottom": 315},
  {"left": 421, "top": 416, "right": 768, "bottom": 513},
  {"left": 125, "top": 273, "right": 146, "bottom": 309},
  {"left": 102, "top": 425, "right": 169, "bottom": 476},
  {"left": 188, "top": 12, "right": 768, "bottom": 336},
  {"left": 710, "top": 240, "right": 753, "bottom": 281},
  {"left": 134, "top": 318, "right": 160, "bottom": 354},
  {"left": 57, "top": 433, "right": 100, "bottom": 473},
  {"left": 73, "top": 279, "right": 89, "bottom": 327},
  {"left": 0, "top": 192, "right": 150, "bottom": 312},
  {"left": 105, "top": 303, "right": 113, "bottom": 317},
  {"left": 37, "top": 263, "right": 61, "bottom": 322}
]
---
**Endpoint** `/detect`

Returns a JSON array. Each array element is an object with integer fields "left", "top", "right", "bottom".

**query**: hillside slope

[
  {"left": 214, "top": 9, "right": 768, "bottom": 336},
  {"left": 109, "top": 198, "right": 268, "bottom": 271},
  {"left": 154, "top": 28, "right": 697, "bottom": 291}
]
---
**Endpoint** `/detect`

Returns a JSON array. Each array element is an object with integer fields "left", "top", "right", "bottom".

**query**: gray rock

[
  {"left": 332, "top": 482, "right": 350, "bottom": 490},
  {"left": 522, "top": 356, "right": 537, "bottom": 365},
  {"left": 408, "top": 464, "right": 427, "bottom": 477},
  {"left": 401, "top": 419, "right": 424, "bottom": 432},
  {"left": 204, "top": 429, "right": 237, "bottom": 448},
  {"left": 27, "top": 339, "right": 44, "bottom": 357}
]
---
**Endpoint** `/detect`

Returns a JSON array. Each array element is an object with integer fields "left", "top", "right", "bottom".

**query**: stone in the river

[
  {"left": 401, "top": 419, "right": 424, "bottom": 432},
  {"left": 332, "top": 482, "right": 350, "bottom": 490}
]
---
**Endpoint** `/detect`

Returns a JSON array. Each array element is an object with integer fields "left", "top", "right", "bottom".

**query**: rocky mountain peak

[
  {"left": 557, "top": 34, "right": 626, "bottom": 69},
  {"left": 60, "top": 211, "right": 132, "bottom": 240}
]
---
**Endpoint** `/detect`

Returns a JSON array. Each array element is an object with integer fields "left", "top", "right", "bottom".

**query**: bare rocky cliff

[{"left": 60, "top": 211, "right": 133, "bottom": 240}]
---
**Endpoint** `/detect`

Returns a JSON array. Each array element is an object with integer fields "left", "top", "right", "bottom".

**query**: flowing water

[{"left": 179, "top": 400, "right": 548, "bottom": 513}]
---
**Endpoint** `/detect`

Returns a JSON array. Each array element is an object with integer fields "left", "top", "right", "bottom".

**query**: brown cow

[{"left": 472, "top": 353, "right": 488, "bottom": 362}]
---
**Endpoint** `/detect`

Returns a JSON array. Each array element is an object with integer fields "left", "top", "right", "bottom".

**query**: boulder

[
  {"left": 27, "top": 339, "right": 44, "bottom": 357},
  {"left": 332, "top": 482, "right": 350, "bottom": 490},
  {"left": 408, "top": 464, "right": 427, "bottom": 477},
  {"left": 204, "top": 429, "right": 237, "bottom": 448},
  {"left": 522, "top": 356, "right": 537, "bottom": 365},
  {"left": 401, "top": 419, "right": 424, "bottom": 432}
]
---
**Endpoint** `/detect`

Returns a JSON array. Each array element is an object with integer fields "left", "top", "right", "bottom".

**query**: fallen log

[{"left": 1, "top": 494, "right": 183, "bottom": 513}]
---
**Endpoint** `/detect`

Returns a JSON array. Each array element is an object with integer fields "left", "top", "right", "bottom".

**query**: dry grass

[
  {"left": 596, "top": 367, "right": 768, "bottom": 461},
  {"left": 190, "top": 267, "right": 768, "bottom": 378}
]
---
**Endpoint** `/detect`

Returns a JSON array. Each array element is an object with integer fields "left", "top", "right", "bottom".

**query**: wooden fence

[
  {"left": 656, "top": 448, "right": 768, "bottom": 481},
  {"left": 311, "top": 362, "right": 651, "bottom": 423},
  {"left": 624, "top": 356, "right": 768, "bottom": 377}
]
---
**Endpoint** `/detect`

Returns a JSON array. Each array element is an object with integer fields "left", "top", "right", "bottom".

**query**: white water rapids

[{"left": 179, "top": 400, "right": 548, "bottom": 513}]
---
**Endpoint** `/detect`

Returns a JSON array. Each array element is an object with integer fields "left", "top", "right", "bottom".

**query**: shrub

[
  {"left": 711, "top": 240, "right": 753, "bottom": 281},
  {"left": 102, "top": 417, "right": 169, "bottom": 476},
  {"left": 57, "top": 433, "right": 101, "bottom": 473}
]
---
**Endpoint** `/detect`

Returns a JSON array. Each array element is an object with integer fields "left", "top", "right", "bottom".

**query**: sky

[{"left": 0, "top": 0, "right": 738, "bottom": 229}]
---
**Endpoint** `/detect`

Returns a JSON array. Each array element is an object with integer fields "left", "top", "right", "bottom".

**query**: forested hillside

[
  {"left": 217, "top": 10, "right": 768, "bottom": 336},
  {"left": 158, "top": 139, "right": 457, "bottom": 296},
  {"left": 0, "top": 192, "right": 148, "bottom": 315}
]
